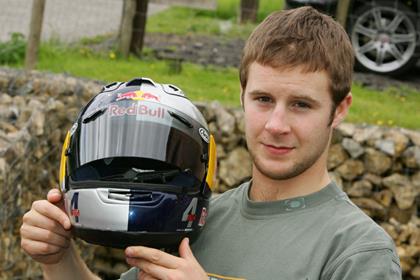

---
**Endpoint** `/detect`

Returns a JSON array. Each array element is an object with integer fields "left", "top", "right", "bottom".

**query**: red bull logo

[
  {"left": 141, "top": 93, "right": 160, "bottom": 101},
  {"left": 116, "top": 90, "right": 160, "bottom": 102},
  {"left": 109, "top": 104, "right": 165, "bottom": 119}
]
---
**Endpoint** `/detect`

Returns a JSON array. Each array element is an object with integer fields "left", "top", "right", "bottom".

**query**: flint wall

[{"left": 0, "top": 68, "right": 419, "bottom": 279}]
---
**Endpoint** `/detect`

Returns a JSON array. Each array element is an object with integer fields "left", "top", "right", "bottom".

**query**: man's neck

[{"left": 249, "top": 157, "right": 331, "bottom": 202}]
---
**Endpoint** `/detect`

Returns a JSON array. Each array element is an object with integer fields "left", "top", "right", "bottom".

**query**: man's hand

[
  {"left": 20, "top": 188, "right": 72, "bottom": 264},
  {"left": 125, "top": 237, "right": 208, "bottom": 280}
]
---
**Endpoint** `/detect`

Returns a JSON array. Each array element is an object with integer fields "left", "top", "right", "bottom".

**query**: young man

[{"left": 21, "top": 6, "right": 401, "bottom": 280}]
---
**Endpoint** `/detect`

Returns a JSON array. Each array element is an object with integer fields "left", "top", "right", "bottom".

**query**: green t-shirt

[{"left": 119, "top": 181, "right": 401, "bottom": 280}]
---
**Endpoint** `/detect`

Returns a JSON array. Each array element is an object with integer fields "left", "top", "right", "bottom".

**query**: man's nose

[{"left": 264, "top": 105, "right": 291, "bottom": 135}]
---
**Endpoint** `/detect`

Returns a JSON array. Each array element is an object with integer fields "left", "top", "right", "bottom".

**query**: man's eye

[
  {"left": 292, "top": 102, "right": 311, "bottom": 109},
  {"left": 257, "top": 96, "right": 271, "bottom": 103}
]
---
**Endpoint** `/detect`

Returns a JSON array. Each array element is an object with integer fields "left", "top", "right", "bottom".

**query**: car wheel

[{"left": 348, "top": 1, "right": 417, "bottom": 75}]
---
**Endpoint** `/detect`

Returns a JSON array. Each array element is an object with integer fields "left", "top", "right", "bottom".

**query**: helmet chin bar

[
  {"left": 64, "top": 188, "right": 208, "bottom": 249},
  {"left": 72, "top": 227, "right": 198, "bottom": 250}
]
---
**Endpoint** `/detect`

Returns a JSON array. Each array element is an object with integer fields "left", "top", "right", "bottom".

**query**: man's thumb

[
  {"left": 179, "top": 238, "right": 194, "bottom": 260},
  {"left": 47, "top": 188, "right": 63, "bottom": 205}
]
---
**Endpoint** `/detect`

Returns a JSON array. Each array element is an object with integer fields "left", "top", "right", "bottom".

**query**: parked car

[{"left": 285, "top": 0, "right": 420, "bottom": 76}]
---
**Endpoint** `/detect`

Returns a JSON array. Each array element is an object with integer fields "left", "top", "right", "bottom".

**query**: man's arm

[
  {"left": 124, "top": 237, "right": 208, "bottom": 280},
  {"left": 20, "top": 189, "right": 100, "bottom": 280},
  {"left": 42, "top": 241, "right": 101, "bottom": 280},
  {"left": 326, "top": 248, "right": 402, "bottom": 280}
]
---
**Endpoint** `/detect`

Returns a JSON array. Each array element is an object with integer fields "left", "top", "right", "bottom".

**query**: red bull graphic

[
  {"left": 109, "top": 104, "right": 165, "bottom": 119},
  {"left": 116, "top": 90, "right": 160, "bottom": 102},
  {"left": 141, "top": 93, "right": 160, "bottom": 101}
]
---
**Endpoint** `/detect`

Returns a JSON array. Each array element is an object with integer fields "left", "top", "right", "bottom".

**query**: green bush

[
  {"left": 201, "top": 0, "right": 284, "bottom": 20},
  {"left": 147, "top": 1, "right": 285, "bottom": 38},
  {"left": 0, "top": 33, "right": 26, "bottom": 65}
]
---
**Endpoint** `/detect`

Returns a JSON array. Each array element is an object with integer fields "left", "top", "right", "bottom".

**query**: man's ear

[
  {"left": 240, "top": 88, "right": 245, "bottom": 110},
  {"left": 331, "top": 93, "right": 352, "bottom": 128}
]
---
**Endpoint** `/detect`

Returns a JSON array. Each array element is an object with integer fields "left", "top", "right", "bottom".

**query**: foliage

[
  {"left": 256, "top": 0, "right": 284, "bottom": 21},
  {"left": 36, "top": 43, "right": 241, "bottom": 105},
  {"left": 146, "top": 0, "right": 284, "bottom": 38},
  {"left": 348, "top": 84, "right": 420, "bottom": 129},
  {"left": 203, "top": 0, "right": 284, "bottom": 21},
  {"left": 78, "top": 33, "right": 115, "bottom": 46},
  {"left": 0, "top": 33, "right": 26, "bottom": 65}
]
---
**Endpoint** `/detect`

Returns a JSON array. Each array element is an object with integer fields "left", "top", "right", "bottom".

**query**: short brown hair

[{"left": 239, "top": 6, "right": 354, "bottom": 107}]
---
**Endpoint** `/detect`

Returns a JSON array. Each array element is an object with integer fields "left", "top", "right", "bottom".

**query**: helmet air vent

[
  {"left": 126, "top": 77, "right": 156, "bottom": 87},
  {"left": 162, "top": 84, "right": 185, "bottom": 97},
  {"left": 169, "top": 85, "right": 179, "bottom": 91},
  {"left": 105, "top": 82, "right": 117, "bottom": 88},
  {"left": 108, "top": 190, "right": 154, "bottom": 202},
  {"left": 168, "top": 111, "right": 193, "bottom": 128},
  {"left": 82, "top": 107, "right": 107, "bottom": 124},
  {"left": 102, "top": 82, "right": 123, "bottom": 92}
]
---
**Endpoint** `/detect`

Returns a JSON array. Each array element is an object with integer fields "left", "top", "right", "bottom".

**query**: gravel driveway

[{"left": 0, "top": 0, "right": 167, "bottom": 42}]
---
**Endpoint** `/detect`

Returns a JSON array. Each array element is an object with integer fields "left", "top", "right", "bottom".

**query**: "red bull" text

[{"left": 109, "top": 104, "right": 165, "bottom": 119}]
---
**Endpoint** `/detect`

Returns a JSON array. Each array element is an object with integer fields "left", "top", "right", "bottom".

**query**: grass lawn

[
  {"left": 348, "top": 84, "right": 420, "bottom": 129},
  {"left": 146, "top": 0, "right": 284, "bottom": 38},
  {"left": 36, "top": 44, "right": 241, "bottom": 105},
  {"left": 5, "top": 43, "right": 418, "bottom": 130}
]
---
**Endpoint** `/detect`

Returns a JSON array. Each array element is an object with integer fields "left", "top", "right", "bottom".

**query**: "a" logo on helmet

[{"left": 199, "top": 128, "right": 209, "bottom": 143}]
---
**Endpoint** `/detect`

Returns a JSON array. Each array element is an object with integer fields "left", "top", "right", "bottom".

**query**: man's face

[{"left": 243, "top": 62, "right": 342, "bottom": 181}]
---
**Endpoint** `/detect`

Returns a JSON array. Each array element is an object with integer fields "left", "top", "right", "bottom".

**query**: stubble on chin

[
  {"left": 248, "top": 142, "right": 327, "bottom": 181},
  {"left": 251, "top": 153, "right": 313, "bottom": 181}
]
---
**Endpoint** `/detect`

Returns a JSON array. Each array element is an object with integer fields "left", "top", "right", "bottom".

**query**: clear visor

[{"left": 73, "top": 100, "right": 207, "bottom": 182}]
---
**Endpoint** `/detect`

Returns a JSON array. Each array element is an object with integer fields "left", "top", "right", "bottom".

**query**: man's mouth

[{"left": 262, "top": 143, "right": 295, "bottom": 155}]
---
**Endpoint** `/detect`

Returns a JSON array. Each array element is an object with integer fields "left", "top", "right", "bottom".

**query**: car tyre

[{"left": 348, "top": 1, "right": 418, "bottom": 76}]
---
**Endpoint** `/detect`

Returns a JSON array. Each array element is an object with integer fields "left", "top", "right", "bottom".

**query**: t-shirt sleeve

[
  {"left": 118, "top": 267, "right": 139, "bottom": 280},
  {"left": 327, "top": 248, "right": 402, "bottom": 280}
]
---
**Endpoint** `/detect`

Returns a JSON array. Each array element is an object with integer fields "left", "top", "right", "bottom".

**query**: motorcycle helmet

[{"left": 59, "top": 77, "right": 216, "bottom": 249}]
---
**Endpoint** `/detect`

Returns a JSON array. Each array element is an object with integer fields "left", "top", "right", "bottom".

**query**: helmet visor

[{"left": 71, "top": 100, "right": 208, "bottom": 184}]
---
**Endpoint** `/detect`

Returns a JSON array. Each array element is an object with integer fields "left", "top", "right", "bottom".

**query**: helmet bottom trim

[{"left": 73, "top": 227, "right": 200, "bottom": 249}]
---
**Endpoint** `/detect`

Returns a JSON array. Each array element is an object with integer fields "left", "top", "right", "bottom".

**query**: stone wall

[{"left": 0, "top": 68, "right": 419, "bottom": 279}]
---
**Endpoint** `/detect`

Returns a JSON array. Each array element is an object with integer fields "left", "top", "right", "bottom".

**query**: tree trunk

[
  {"left": 130, "top": 0, "right": 149, "bottom": 56},
  {"left": 118, "top": 0, "right": 136, "bottom": 58},
  {"left": 335, "top": 0, "right": 351, "bottom": 29},
  {"left": 240, "top": 0, "right": 259, "bottom": 23},
  {"left": 25, "top": 0, "right": 46, "bottom": 71}
]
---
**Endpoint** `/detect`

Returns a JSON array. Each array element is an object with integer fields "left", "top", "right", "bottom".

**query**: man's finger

[
  {"left": 126, "top": 258, "right": 173, "bottom": 279},
  {"left": 47, "top": 188, "right": 68, "bottom": 213},
  {"left": 125, "top": 246, "right": 179, "bottom": 269},
  {"left": 31, "top": 200, "right": 71, "bottom": 230},
  {"left": 47, "top": 189, "right": 62, "bottom": 204},
  {"left": 179, "top": 237, "right": 194, "bottom": 260},
  {"left": 24, "top": 208, "right": 71, "bottom": 237},
  {"left": 21, "top": 238, "right": 63, "bottom": 256},
  {"left": 20, "top": 224, "right": 70, "bottom": 248}
]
